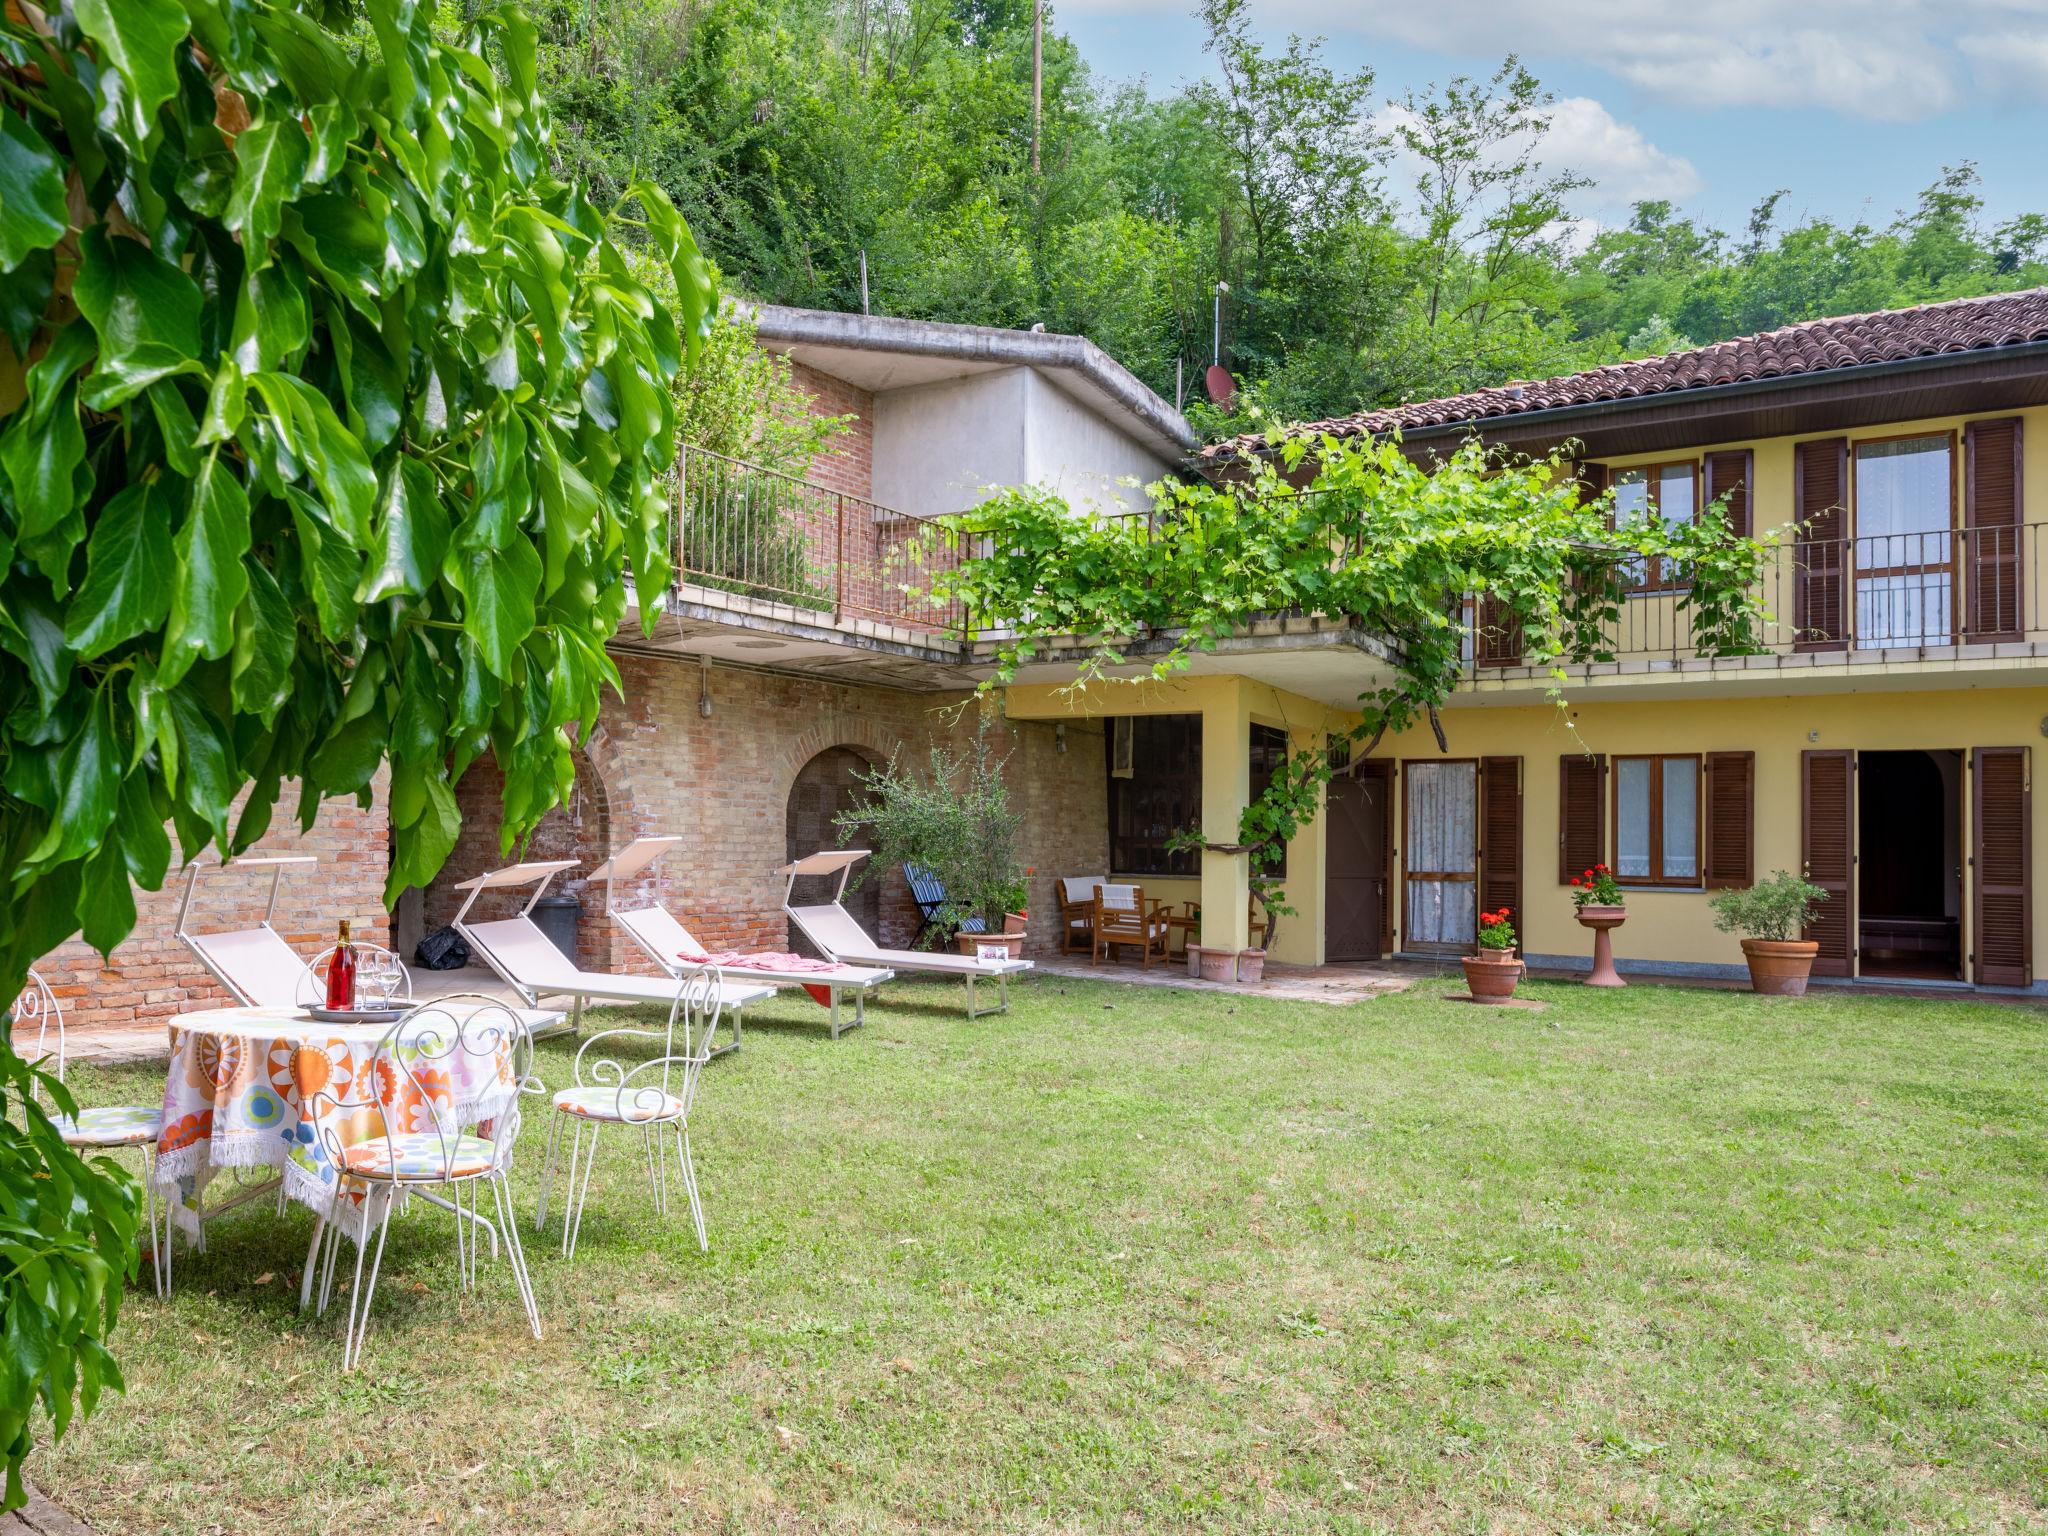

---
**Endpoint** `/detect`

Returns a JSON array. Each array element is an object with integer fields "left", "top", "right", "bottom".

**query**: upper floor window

[
  {"left": 1853, "top": 433, "right": 1953, "bottom": 647},
  {"left": 1611, "top": 462, "right": 1697, "bottom": 591}
]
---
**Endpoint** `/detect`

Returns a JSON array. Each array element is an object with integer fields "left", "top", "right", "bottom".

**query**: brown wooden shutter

[
  {"left": 1575, "top": 461, "right": 1609, "bottom": 503},
  {"left": 1558, "top": 753, "right": 1605, "bottom": 884},
  {"left": 1475, "top": 594, "right": 1524, "bottom": 667},
  {"left": 1702, "top": 751, "right": 1754, "bottom": 889},
  {"left": 1964, "top": 417, "right": 2023, "bottom": 642},
  {"left": 1794, "top": 438, "right": 1849, "bottom": 651},
  {"left": 1971, "top": 746, "right": 2031, "bottom": 986},
  {"left": 1801, "top": 749, "right": 1855, "bottom": 976},
  {"left": 1479, "top": 757, "right": 1523, "bottom": 954},
  {"left": 1704, "top": 449, "right": 1753, "bottom": 539}
]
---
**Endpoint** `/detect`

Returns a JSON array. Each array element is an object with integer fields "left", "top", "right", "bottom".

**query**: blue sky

[{"left": 1056, "top": 0, "right": 2048, "bottom": 236}]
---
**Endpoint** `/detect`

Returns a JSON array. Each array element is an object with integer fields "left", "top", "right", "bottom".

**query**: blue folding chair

[{"left": 903, "top": 863, "right": 985, "bottom": 946}]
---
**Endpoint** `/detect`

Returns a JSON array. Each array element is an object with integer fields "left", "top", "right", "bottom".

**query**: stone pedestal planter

[
  {"left": 1460, "top": 951, "right": 1524, "bottom": 1003},
  {"left": 1741, "top": 937, "right": 1819, "bottom": 996},
  {"left": 1575, "top": 905, "right": 1628, "bottom": 987}
]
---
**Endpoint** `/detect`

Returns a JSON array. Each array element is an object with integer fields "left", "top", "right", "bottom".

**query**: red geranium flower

[{"left": 1570, "top": 877, "right": 1582, "bottom": 886}]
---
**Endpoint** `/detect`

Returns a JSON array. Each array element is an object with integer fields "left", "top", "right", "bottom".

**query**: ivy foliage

[
  {"left": 0, "top": 0, "right": 711, "bottom": 1497},
  {"left": 934, "top": 432, "right": 1777, "bottom": 937}
]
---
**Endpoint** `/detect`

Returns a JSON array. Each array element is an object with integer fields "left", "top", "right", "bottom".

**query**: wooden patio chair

[
  {"left": 1090, "top": 883, "right": 1170, "bottom": 968},
  {"left": 903, "top": 862, "right": 985, "bottom": 946},
  {"left": 1058, "top": 875, "right": 1108, "bottom": 954}
]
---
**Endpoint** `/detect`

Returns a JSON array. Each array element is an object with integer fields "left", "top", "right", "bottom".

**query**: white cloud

[
  {"left": 1374, "top": 96, "right": 1697, "bottom": 222},
  {"left": 1540, "top": 97, "right": 1701, "bottom": 204},
  {"left": 1063, "top": 0, "right": 2048, "bottom": 123}
]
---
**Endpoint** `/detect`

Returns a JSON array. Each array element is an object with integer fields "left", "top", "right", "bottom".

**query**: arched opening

[
  {"left": 416, "top": 750, "right": 614, "bottom": 971},
  {"left": 786, "top": 746, "right": 880, "bottom": 954}
]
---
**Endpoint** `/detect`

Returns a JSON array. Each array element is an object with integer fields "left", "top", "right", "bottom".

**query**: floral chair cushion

[
  {"left": 336, "top": 1132, "right": 497, "bottom": 1181},
  {"left": 553, "top": 1085, "right": 685, "bottom": 1123},
  {"left": 56, "top": 1104, "right": 164, "bottom": 1148}
]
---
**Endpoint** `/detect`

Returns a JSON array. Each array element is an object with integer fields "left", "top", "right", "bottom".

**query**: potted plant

[
  {"left": 834, "top": 720, "right": 1027, "bottom": 954},
  {"left": 1003, "top": 868, "right": 1033, "bottom": 935},
  {"left": 1710, "top": 871, "right": 1828, "bottom": 996},
  {"left": 1461, "top": 907, "right": 1523, "bottom": 1002},
  {"left": 1569, "top": 863, "right": 1627, "bottom": 987}
]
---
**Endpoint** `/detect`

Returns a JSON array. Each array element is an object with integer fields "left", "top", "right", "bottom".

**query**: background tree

[{"left": 0, "top": 0, "right": 714, "bottom": 1501}]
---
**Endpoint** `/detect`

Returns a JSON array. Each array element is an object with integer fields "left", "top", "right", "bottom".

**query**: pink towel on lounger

[{"left": 681, "top": 950, "right": 842, "bottom": 1006}]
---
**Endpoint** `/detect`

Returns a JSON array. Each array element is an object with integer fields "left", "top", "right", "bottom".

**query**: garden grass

[{"left": 40, "top": 974, "right": 2048, "bottom": 1533}]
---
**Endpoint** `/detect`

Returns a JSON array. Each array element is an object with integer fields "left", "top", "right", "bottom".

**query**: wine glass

[{"left": 359, "top": 951, "right": 403, "bottom": 1010}]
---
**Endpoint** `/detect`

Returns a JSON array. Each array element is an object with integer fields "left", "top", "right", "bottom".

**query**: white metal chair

[
  {"left": 780, "top": 850, "right": 1032, "bottom": 1020},
  {"left": 591, "top": 836, "right": 893, "bottom": 1039},
  {"left": 15, "top": 970, "right": 170, "bottom": 1296},
  {"left": 304, "top": 994, "right": 543, "bottom": 1369},
  {"left": 534, "top": 962, "right": 727, "bottom": 1258}
]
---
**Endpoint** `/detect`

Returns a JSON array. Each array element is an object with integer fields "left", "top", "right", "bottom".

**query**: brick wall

[
  {"left": 422, "top": 656, "right": 1109, "bottom": 977},
  {"left": 31, "top": 778, "right": 393, "bottom": 1035},
  {"left": 785, "top": 358, "right": 873, "bottom": 502}
]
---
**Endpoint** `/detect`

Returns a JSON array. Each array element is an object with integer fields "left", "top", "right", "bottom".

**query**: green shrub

[{"left": 1710, "top": 871, "right": 1828, "bottom": 942}]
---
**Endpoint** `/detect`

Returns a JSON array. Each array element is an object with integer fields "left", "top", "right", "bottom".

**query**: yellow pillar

[
  {"left": 1200, "top": 682, "right": 1252, "bottom": 954},
  {"left": 1268, "top": 718, "right": 1327, "bottom": 967}
]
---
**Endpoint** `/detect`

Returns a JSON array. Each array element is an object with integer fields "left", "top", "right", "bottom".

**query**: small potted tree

[
  {"left": 835, "top": 721, "right": 1028, "bottom": 955},
  {"left": 1462, "top": 907, "right": 1522, "bottom": 1002},
  {"left": 1569, "top": 863, "right": 1627, "bottom": 987},
  {"left": 1710, "top": 871, "right": 1827, "bottom": 996}
]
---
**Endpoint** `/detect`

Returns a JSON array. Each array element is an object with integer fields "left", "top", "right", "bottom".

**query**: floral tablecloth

[{"left": 154, "top": 1006, "right": 519, "bottom": 1239}]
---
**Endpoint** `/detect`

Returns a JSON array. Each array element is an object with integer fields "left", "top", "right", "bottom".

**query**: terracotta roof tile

[{"left": 1206, "top": 287, "right": 2048, "bottom": 458}]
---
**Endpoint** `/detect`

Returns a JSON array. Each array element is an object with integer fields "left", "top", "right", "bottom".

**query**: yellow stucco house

[{"left": 1006, "top": 290, "right": 2048, "bottom": 991}]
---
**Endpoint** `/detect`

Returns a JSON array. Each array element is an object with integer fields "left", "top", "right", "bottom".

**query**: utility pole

[{"left": 1031, "top": 0, "right": 1042, "bottom": 175}]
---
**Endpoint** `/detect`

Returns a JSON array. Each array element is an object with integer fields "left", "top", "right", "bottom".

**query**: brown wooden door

[
  {"left": 1794, "top": 438, "right": 1849, "bottom": 650},
  {"left": 1479, "top": 756, "right": 1523, "bottom": 954},
  {"left": 1802, "top": 749, "right": 1856, "bottom": 976},
  {"left": 1972, "top": 747, "right": 2031, "bottom": 986},
  {"left": 1964, "top": 418, "right": 2023, "bottom": 641},
  {"left": 1326, "top": 764, "right": 1390, "bottom": 961}
]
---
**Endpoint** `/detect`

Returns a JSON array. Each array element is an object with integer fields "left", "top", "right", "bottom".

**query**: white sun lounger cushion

[
  {"left": 463, "top": 918, "right": 775, "bottom": 1010},
  {"left": 184, "top": 926, "right": 321, "bottom": 1008},
  {"left": 613, "top": 906, "right": 891, "bottom": 988},
  {"left": 787, "top": 904, "right": 1033, "bottom": 975}
]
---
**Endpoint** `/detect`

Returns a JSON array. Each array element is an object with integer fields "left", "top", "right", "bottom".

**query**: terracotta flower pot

[
  {"left": 1741, "top": 937, "right": 1819, "bottom": 997},
  {"left": 1186, "top": 943, "right": 1203, "bottom": 978},
  {"left": 1574, "top": 903, "right": 1628, "bottom": 988},
  {"left": 1193, "top": 945, "right": 1237, "bottom": 984},
  {"left": 1236, "top": 948, "right": 1266, "bottom": 983},
  {"left": 1461, "top": 950, "right": 1524, "bottom": 1003},
  {"left": 957, "top": 930, "right": 1024, "bottom": 959},
  {"left": 1003, "top": 911, "right": 1028, "bottom": 935}
]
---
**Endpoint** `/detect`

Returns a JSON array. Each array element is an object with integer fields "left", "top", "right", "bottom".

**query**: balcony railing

[
  {"left": 672, "top": 444, "right": 968, "bottom": 635},
  {"left": 1471, "top": 523, "right": 2048, "bottom": 672}
]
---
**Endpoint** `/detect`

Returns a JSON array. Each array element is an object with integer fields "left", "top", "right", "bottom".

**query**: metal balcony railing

[
  {"left": 1470, "top": 522, "right": 2048, "bottom": 670},
  {"left": 672, "top": 444, "right": 968, "bottom": 635}
]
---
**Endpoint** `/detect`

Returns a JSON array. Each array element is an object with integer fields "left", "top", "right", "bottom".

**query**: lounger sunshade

[
  {"left": 591, "top": 837, "right": 893, "bottom": 1040},
  {"left": 779, "top": 849, "right": 1030, "bottom": 1019},
  {"left": 452, "top": 861, "right": 774, "bottom": 1048}
]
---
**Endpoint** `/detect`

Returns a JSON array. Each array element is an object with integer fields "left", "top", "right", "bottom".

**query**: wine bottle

[{"left": 325, "top": 918, "right": 357, "bottom": 1010}]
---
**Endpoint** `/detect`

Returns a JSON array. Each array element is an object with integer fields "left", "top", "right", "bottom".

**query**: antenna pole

[
  {"left": 860, "top": 250, "right": 870, "bottom": 314},
  {"left": 1031, "top": 1, "right": 1042, "bottom": 176}
]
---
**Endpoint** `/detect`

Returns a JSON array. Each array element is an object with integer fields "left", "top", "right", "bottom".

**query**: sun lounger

[
  {"left": 779, "top": 850, "right": 1031, "bottom": 1019},
  {"left": 451, "top": 861, "right": 774, "bottom": 1050},
  {"left": 174, "top": 856, "right": 567, "bottom": 1034},
  {"left": 589, "top": 837, "right": 893, "bottom": 1040}
]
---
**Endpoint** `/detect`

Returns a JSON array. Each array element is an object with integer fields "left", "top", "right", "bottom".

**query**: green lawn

[{"left": 42, "top": 975, "right": 2048, "bottom": 1533}]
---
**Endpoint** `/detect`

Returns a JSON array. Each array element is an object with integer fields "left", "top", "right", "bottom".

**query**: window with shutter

[
  {"left": 1704, "top": 450, "right": 1752, "bottom": 539},
  {"left": 1801, "top": 749, "right": 1855, "bottom": 975},
  {"left": 1702, "top": 751, "right": 1754, "bottom": 888},
  {"left": 1612, "top": 755, "right": 1701, "bottom": 885},
  {"left": 1794, "top": 438, "right": 1849, "bottom": 650},
  {"left": 1558, "top": 754, "right": 1605, "bottom": 884},
  {"left": 1964, "top": 418, "right": 2023, "bottom": 642},
  {"left": 1972, "top": 746, "right": 2031, "bottom": 986},
  {"left": 1479, "top": 757, "right": 1523, "bottom": 954}
]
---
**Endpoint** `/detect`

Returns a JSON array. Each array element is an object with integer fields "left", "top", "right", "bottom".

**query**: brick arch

[{"left": 774, "top": 717, "right": 920, "bottom": 949}]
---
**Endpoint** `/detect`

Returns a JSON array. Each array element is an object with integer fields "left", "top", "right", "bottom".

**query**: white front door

[{"left": 1405, "top": 760, "right": 1477, "bottom": 952}]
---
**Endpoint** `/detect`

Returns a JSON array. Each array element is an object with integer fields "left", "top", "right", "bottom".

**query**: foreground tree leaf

[{"left": 0, "top": 0, "right": 714, "bottom": 1506}]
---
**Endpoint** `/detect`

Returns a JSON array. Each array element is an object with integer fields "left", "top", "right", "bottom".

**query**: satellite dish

[{"left": 1205, "top": 364, "right": 1235, "bottom": 407}]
